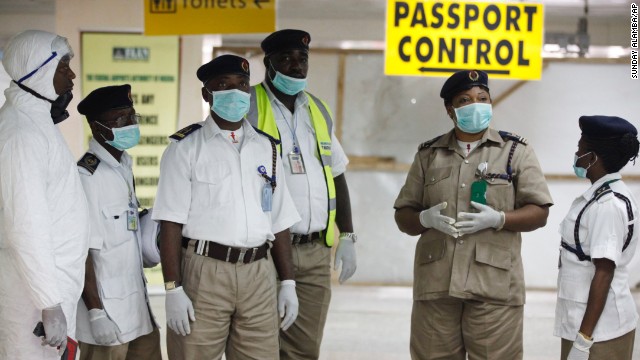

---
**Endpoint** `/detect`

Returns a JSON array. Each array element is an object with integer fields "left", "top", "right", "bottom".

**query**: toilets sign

[
  {"left": 385, "top": 0, "right": 544, "bottom": 80},
  {"left": 145, "top": 0, "right": 275, "bottom": 35}
]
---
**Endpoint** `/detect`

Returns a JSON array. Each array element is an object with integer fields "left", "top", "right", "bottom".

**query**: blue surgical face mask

[
  {"left": 454, "top": 103, "right": 492, "bottom": 134},
  {"left": 209, "top": 89, "right": 250, "bottom": 122},
  {"left": 269, "top": 62, "right": 307, "bottom": 95},
  {"left": 573, "top": 152, "right": 596, "bottom": 178},
  {"left": 98, "top": 122, "right": 140, "bottom": 150}
]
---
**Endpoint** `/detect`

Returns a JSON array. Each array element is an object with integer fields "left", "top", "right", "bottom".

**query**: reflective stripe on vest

[{"left": 247, "top": 84, "right": 337, "bottom": 247}]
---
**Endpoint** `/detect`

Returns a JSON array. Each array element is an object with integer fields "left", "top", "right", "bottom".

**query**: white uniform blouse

[
  {"left": 262, "top": 82, "right": 349, "bottom": 235},
  {"left": 75, "top": 138, "right": 155, "bottom": 345},
  {"left": 152, "top": 117, "right": 300, "bottom": 248},
  {"left": 555, "top": 172, "right": 639, "bottom": 342}
]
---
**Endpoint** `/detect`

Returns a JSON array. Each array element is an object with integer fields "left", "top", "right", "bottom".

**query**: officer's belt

[
  {"left": 181, "top": 237, "right": 269, "bottom": 264},
  {"left": 290, "top": 232, "right": 321, "bottom": 245}
]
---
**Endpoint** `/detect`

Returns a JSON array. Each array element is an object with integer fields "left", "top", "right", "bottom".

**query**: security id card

[
  {"left": 288, "top": 152, "right": 306, "bottom": 174},
  {"left": 127, "top": 209, "right": 138, "bottom": 231}
]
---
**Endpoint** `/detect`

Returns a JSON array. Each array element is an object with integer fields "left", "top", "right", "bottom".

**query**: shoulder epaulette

[
  {"left": 169, "top": 123, "right": 203, "bottom": 142},
  {"left": 499, "top": 131, "right": 528, "bottom": 145},
  {"left": 77, "top": 153, "right": 100, "bottom": 175},
  {"left": 418, "top": 135, "right": 442, "bottom": 151},
  {"left": 253, "top": 126, "right": 281, "bottom": 145}
]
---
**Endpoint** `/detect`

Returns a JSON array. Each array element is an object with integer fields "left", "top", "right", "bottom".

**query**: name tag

[{"left": 262, "top": 182, "right": 273, "bottom": 212}]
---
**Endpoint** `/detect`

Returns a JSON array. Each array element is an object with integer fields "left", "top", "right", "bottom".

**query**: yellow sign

[
  {"left": 144, "top": 0, "right": 275, "bottom": 35},
  {"left": 81, "top": 33, "right": 180, "bottom": 207},
  {"left": 385, "top": 0, "right": 544, "bottom": 80}
]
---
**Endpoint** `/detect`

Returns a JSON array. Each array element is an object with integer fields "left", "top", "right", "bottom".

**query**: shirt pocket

[
  {"left": 99, "top": 275, "right": 143, "bottom": 334},
  {"left": 485, "top": 177, "right": 514, "bottom": 211},
  {"left": 101, "top": 205, "right": 133, "bottom": 248},
  {"left": 416, "top": 237, "right": 446, "bottom": 265},
  {"left": 193, "top": 161, "right": 232, "bottom": 207},
  {"left": 423, "top": 167, "right": 452, "bottom": 207},
  {"left": 465, "top": 242, "right": 511, "bottom": 301},
  {"left": 558, "top": 274, "right": 592, "bottom": 303}
]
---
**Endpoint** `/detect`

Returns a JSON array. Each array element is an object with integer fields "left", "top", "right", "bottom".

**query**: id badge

[
  {"left": 262, "top": 182, "right": 273, "bottom": 212},
  {"left": 288, "top": 152, "right": 306, "bottom": 174},
  {"left": 470, "top": 180, "right": 487, "bottom": 205},
  {"left": 127, "top": 209, "right": 138, "bottom": 231}
]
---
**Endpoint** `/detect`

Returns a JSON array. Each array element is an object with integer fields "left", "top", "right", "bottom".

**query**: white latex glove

[
  {"left": 334, "top": 236, "right": 357, "bottom": 284},
  {"left": 419, "top": 202, "right": 459, "bottom": 238},
  {"left": 278, "top": 280, "right": 299, "bottom": 331},
  {"left": 567, "top": 332, "right": 593, "bottom": 360},
  {"left": 88, "top": 308, "right": 122, "bottom": 345},
  {"left": 455, "top": 202, "right": 504, "bottom": 236},
  {"left": 165, "top": 286, "right": 195, "bottom": 336},
  {"left": 41, "top": 304, "right": 67, "bottom": 351}
]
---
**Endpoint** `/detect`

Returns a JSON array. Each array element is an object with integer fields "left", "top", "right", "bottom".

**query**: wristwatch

[
  {"left": 164, "top": 281, "right": 180, "bottom": 291},
  {"left": 340, "top": 232, "right": 357, "bottom": 243}
]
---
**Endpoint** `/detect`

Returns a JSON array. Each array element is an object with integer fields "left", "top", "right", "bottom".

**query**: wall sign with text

[
  {"left": 145, "top": 0, "right": 275, "bottom": 35},
  {"left": 385, "top": 0, "right": 544, "bottom": 80}
]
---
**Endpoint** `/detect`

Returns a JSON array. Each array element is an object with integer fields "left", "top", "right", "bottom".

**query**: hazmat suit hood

[{"left": 2, "top": 30, "right": 74, "bottom": 122}]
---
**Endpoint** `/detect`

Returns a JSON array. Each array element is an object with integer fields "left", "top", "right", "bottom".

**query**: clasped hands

[{"left": 419, "top": 201, "right": 504, "bottom": 238}]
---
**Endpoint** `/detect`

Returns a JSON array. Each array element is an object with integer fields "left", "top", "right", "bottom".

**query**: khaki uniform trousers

[
  {"left": 410, "top": 297, "right": 523, "bottom": 360},
  {"left": 279, "top": 240, "right": 332, "bottom": 360},
  {"left": 79, "top": 327, "right": 161, "bottom": 360},
  {"left": 561, "top": 329, "right": 635, "bottom": 360},
  {"left": 168, "top": 243, "right": 279, "bottom": 360}
]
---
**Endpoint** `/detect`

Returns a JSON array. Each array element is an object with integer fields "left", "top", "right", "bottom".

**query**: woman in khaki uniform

[{"left": 394, "top": 70, "right": 553, "bottom": 360}]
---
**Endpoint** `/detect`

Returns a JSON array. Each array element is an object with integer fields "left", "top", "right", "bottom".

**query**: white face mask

[{"left": 573, "top": 152, "right": 596, "bottom": 178}]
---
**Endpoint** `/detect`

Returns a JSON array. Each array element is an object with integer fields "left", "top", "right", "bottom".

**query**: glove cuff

[
  {"left": 166, "top": 286, "right": 185, "bottom": 294},
  {"left": 280, "top": 280, "right": 296, "bottom": 287},
  {"left": 573, "top": 331, "right": 594, "bottom": 352},
  {"left": 495, "top": 211, "right": 506, "bottom": 231},
  {"left": 418, "top": 210, "right": 431, "bottom": 229},
  {"left": 88, "top": 308, "right": 108, "bottom": 322}
]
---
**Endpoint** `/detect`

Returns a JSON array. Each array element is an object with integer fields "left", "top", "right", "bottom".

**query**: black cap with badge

[
  {"left": 261, "top": 29, "right": 311, "bottom": 56},
  {"left": 196, "top": 54, "right": 250, "bottom": 84},
  {"left": 77, "top": 84, "right": 133, "bottom": 119},
  {"left": 440, "top": 70, "right": 489, "bottom": 102}
]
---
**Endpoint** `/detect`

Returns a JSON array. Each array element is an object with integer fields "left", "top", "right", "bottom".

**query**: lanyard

[{"left": 274, "top": 102, "right": 301, "bottom": 154}]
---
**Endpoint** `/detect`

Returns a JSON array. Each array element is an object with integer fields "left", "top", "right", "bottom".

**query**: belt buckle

[
  {"left": 238, "top": 248, "right": 247, "bottom": 263},
  {"left": 291, "top": 233, "right": 302, "bottom": 245}
]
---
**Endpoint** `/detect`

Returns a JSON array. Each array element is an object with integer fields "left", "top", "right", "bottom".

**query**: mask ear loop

[{"left": 95, "top": 121, "right": 114, "bottom": 142}]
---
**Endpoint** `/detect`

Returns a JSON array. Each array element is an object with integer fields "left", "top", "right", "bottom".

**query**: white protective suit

[{"left": 0, "top": 30, "right": 90, "bottom": 359}]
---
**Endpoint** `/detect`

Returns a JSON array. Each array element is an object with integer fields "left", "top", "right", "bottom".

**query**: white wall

[{"left": 0, "top": 1, "right": 638, "bottom": 289}]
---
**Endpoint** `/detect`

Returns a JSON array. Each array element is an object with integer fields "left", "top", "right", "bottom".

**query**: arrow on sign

[{"left": 254, "top": 0, "right": 270, "bottom": 9}]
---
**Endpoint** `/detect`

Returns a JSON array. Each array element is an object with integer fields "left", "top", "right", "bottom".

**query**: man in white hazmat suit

[{"left": 0, "top": 30, "right": 90, "bottom": 359}]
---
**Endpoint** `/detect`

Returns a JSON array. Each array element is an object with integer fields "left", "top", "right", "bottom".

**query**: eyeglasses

[{"left": 101, "top": 113, "right": 141, "bottom": 128}]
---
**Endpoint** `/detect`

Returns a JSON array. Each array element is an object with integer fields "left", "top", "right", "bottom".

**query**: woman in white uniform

[{"left": 556, "top": 115, "right": 640, "bottom": 360}]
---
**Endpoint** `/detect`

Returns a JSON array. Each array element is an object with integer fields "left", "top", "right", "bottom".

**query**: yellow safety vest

[{"left": 247, "top": 83, "right": 337, "bottom": 247}]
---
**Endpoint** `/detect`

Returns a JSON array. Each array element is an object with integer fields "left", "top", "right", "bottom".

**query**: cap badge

[
  {"left": 468, "top": 71, "right": 479, "bottom": 81},
  {"left": 241, "top": 60, "right": 249, "bottom": 73},
  {"left": 301, "top": 35, "right": 310, "bottom": 46}
]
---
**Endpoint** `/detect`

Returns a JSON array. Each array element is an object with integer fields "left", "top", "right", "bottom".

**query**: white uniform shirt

[
  {"left": 75, "top": 138, "right": 155, "bottom": 345},
  {"left": 262, "top": 82, "right": 349, "bottom": 234},
  {"left": 555, "top": 173, "right": 639, "bottom": 341},
  {"left": 152, "top": 117, "right": 300, "bottom": 247}
]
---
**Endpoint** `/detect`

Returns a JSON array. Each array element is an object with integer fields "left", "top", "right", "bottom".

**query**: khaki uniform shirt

[{"left": 394, "top": 128, "right": 553, "bottom": 305}]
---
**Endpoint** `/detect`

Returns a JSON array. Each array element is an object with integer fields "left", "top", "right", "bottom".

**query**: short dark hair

[{"left": 584, "top": 134, "right": 640, "bottom": 173}]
